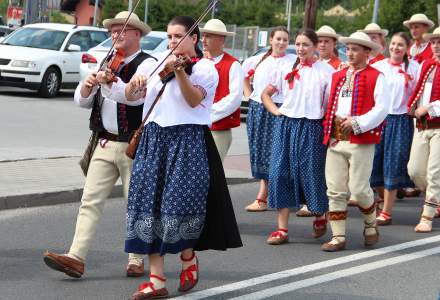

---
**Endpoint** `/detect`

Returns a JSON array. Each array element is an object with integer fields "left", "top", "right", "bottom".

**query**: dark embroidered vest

[{"left": 89, "top": 51, "right": 156, "bottom": 142}]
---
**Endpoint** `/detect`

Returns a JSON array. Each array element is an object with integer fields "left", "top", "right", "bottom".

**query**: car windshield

[
  {"left": 2, "top": 28, "right": 68, "bottom": 50},
  {"left": 100, "top": 35, "right": 165, "bottom": 51}
]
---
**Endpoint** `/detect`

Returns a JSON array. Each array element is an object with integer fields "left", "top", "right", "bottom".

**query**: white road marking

[
  {"left": 230, "top": 246, "right": 440, "bottom": 300},
  {"left": 171, "top": 235, "right": 440, "bottom": 300}
]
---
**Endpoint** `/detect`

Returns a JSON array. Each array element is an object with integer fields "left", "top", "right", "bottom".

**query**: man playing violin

[{"left": 43, "top": 11, "right": 157, "bottom": 279}]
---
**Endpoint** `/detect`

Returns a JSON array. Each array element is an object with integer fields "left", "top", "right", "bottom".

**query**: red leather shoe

[
  {"left": 132, "top": 275, "right": 169, "bottom": 300},
  {"left": 312, "top": 219, "right": 327, "bottom": 238},
  {"left": 178, "top": 253, "right": 199, "bottom": 292}
]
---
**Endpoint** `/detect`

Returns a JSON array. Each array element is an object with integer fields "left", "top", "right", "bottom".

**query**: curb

[{"left": 0, "top": 177, "right": 257, "bottom": 211}]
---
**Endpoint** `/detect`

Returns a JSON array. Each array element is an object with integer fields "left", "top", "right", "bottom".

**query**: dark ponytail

[
  {"left": 254, "top": 26, "right": 289, "bottom": 71},
  {"left": 168, "top": 16, "right": 203, "bottom": 58}
]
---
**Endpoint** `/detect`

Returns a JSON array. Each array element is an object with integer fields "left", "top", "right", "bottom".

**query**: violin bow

[
  {"left": 98, "top": 0, "right": 144, "bottom": 72},
  {"left": 145, "top": 0, "right": 220, "bottom": 81}
]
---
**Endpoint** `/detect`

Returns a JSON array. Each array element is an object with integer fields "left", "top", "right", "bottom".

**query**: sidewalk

[{"left": 0, "top": 153, "right": 254, "bottom": 211}]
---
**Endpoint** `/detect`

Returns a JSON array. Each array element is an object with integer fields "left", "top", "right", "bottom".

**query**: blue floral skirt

[
  {"left": 370, "top": 114, "right": 414, "bottom": 190},
  {"left": 125, "top": 122, "right": 210, "bottom": 255},
  {"left": 268, "top": 117, "right": 328, "bottom": 214},
  {"left": 246, "top": 99, "right": 281, "bottom": 180}
]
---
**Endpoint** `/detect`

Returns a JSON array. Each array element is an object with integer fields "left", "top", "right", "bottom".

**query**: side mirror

[{"left": 67, "top": 44, "right": 81, "bottom": 52}]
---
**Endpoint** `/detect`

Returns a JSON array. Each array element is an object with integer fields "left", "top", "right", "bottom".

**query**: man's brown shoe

[
  {"left": 43, "top": 251, "right": 84, "bottom": 278},
  {"left": 127, "top": 260, "right": 145, "bottom": 277},
  {"left": 364, "top": 228, "right": 379, "bottom": 247},
  {"left": 321, "top": 236, "right": 346, "bottom": 252}
]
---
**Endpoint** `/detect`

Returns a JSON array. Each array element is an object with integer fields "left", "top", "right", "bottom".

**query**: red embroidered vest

[
  {"left": 409, "top": 42, "right": 433, "bottom": 64},
  {"left": 323, "top": 66, "right": 382, "bottom": 145},
  {"left": 210, "top": 52, "right": 241, "bottom": 131},
  {"left": 328, "top": 56, "right": 342, "bottom": 70},
  {"left": 407, "top": 58, "right": 440, "bottom": 124},
  {"left": 368, "top": 53, "right": 386, "bottom": 65}
]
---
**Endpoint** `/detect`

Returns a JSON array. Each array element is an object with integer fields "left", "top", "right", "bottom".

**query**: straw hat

[
  {"left": 358, "top": 23, "right": 388, "bottom": 37},
  {"left": 200, "top": 19, "right": 235, "bottom": 37},
  {"left": 339, "top": 32, "right": 381, "bottom": 51},
  {"left": 103, "top": 11, "right": 151, "bottom": 36},
  {"left": 403, "top": 13, "right": 435, "bottom": 29},
  {"left": 423, "top": 26, "right": 440, "bottom": 40},
  {"left": 316, "top": 25, "right": 340, "bottom": 39}
]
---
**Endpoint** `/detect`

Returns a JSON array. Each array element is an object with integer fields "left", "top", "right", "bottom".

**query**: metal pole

[
  {"left": 144, "top": 0, "right": 148, "bottom": 23},
  {"left": 128, "top": 0, "right": 133, "bottom": 11},
  {"left": 93, "top": 0, "right": 99, "bottom": 26},
  {"left": 372, "top": 0, "right": 380, "bottom": 23},
  {"left": 211, "top": 1, "right": 215, "bottom": 19},
  {"left": 287, "top": 0, "right": 292, "bottom": 32}
]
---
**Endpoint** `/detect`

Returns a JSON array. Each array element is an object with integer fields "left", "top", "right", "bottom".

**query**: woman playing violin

[{"left": 124, "top": 16, "right": 224, "bottom": 300}]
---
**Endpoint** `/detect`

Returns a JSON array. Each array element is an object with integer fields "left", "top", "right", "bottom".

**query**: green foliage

[
  {"left": 101, "top": 0, "right": 126, "bottom": 23},
  {"left": 50, "top": 11, "right": 71, "bottom": 24}
]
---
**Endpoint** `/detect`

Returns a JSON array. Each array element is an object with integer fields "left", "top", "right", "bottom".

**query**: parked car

[
  {"left": 0, "top": 25, "right": 14, "bottom": 37},
  {"left": 251, "top": 43, "right": 348, "bottom": 62},
  {"left": 80, "top": 31, "right": 168, "bottom": 81},
  {"left": 0, "top": 23, "right": 108, "bottom": 97}
]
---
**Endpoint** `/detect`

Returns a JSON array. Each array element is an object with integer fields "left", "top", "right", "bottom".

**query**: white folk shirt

[
  {"left": 417, "top": 64, "right": 440, "bottom": 117},
  {"left": 242, "top": 53, "right": 297, "bottom": 103},
  {"left": 372, "top": 59, "right": 419, "bottom": 115},
  {"left": 73, "top": 50, "right": 157, "bottom": 135},
  {"left": 328, "top": 71, "right": 390, "bottom": 133},
  {"left": 409, "top": 42, "right": 429, "bottom": 58},
  {"left": 210, "top": 53, "right": 244, "bottom": 123},
  {"left": 135, "top": 56, "right": 219, "bottom": 127},
  {"left": 269, "top": 60, "right": 334, "bottom": 119}
]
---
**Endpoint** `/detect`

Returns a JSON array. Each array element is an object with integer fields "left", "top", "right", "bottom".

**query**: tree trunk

[{"left": 303, "top": 0, "right": 318, "bottom": 29}]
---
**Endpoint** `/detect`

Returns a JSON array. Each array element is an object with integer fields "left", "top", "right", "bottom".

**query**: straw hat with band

[
  {"left": 403, "top": 13, "right": 435, "bottom": 29},
  {"left": 103, "top": 11, "right": 151, "bottom": 36},
  {"left": 358, "top": 23, "right": 388, "bottom": 37},
  {"left": 200, "top": 19, "right": 235, "bottom": 37},
  {"left": 316, "top": 25, "right": 340, "bottom": 40},
  {"left": 339, "top": 32, "right": 381, "bottom": 51}
]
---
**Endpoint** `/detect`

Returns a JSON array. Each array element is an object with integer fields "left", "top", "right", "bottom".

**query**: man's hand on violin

[
  {"left": 96, "top": 69, "right": 115, "bottom": 85},
  {"left": 127, "top": 74, "right": 148, "bottom": 98}
]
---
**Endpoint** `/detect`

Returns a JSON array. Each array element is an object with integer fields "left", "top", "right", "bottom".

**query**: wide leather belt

[{"left": 331, "top": 117, "right": 351, "bottom": 141}]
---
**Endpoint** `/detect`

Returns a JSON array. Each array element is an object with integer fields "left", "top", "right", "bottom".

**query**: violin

[
  {"left": 102, "top": 48, "right": 125, "bottom": 83},
  {"left": 158, "top": 55, "right": 193, "bottom": 83}
]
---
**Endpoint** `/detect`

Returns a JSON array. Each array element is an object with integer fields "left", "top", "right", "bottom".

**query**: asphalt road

[{"left": 1, "top": 182, "right": 440, "bottom": 300}]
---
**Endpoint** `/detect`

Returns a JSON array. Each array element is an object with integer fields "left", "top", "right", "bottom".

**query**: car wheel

[{"left": 39, "top": 67, "right": 61, "bottom": 98}]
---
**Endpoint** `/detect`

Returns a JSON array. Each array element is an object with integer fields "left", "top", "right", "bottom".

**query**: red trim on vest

[
  {"left": 408, "top": 59, "right": 440, "bottom": 123},
  {"left": 211, "top": 52, "right": 241, "bottom": 131},
  {"left": 327, "top": 56, "right": 342, "bottom": 70},
  {"left": 409, "top": 42, "right": 433, "bottom": 64},
  {"left": 323, "top": 66, "right": 383, "bottom": 145},
  {"left": 368, "top": 53, "right": 385, "bottom": 65}
]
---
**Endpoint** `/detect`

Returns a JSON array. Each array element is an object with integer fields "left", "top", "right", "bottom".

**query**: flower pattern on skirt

[
  {"left": 371, "top": 114, "right": 415, "bottom": 190},
  {"left": 125, "top": 122, "right": 209, "bottom": 255},
  {"left": 268, "top": 117, "right": 328, "bottom": 214},
  {"left": 246, "top": 100, "right": 281, "bottom": 180}
]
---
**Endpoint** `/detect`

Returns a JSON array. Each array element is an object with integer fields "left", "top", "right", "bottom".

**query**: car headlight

[{"left": 11, "top": 60, "right": 37, "bottom": 68}]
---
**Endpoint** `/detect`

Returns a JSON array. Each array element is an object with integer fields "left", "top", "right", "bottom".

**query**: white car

[
  {"left": 0, "top": 23, "right": 108, "bottom": 97},
  {"left": 80, "top": 31, "right": 168, "bottom": 81}
]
